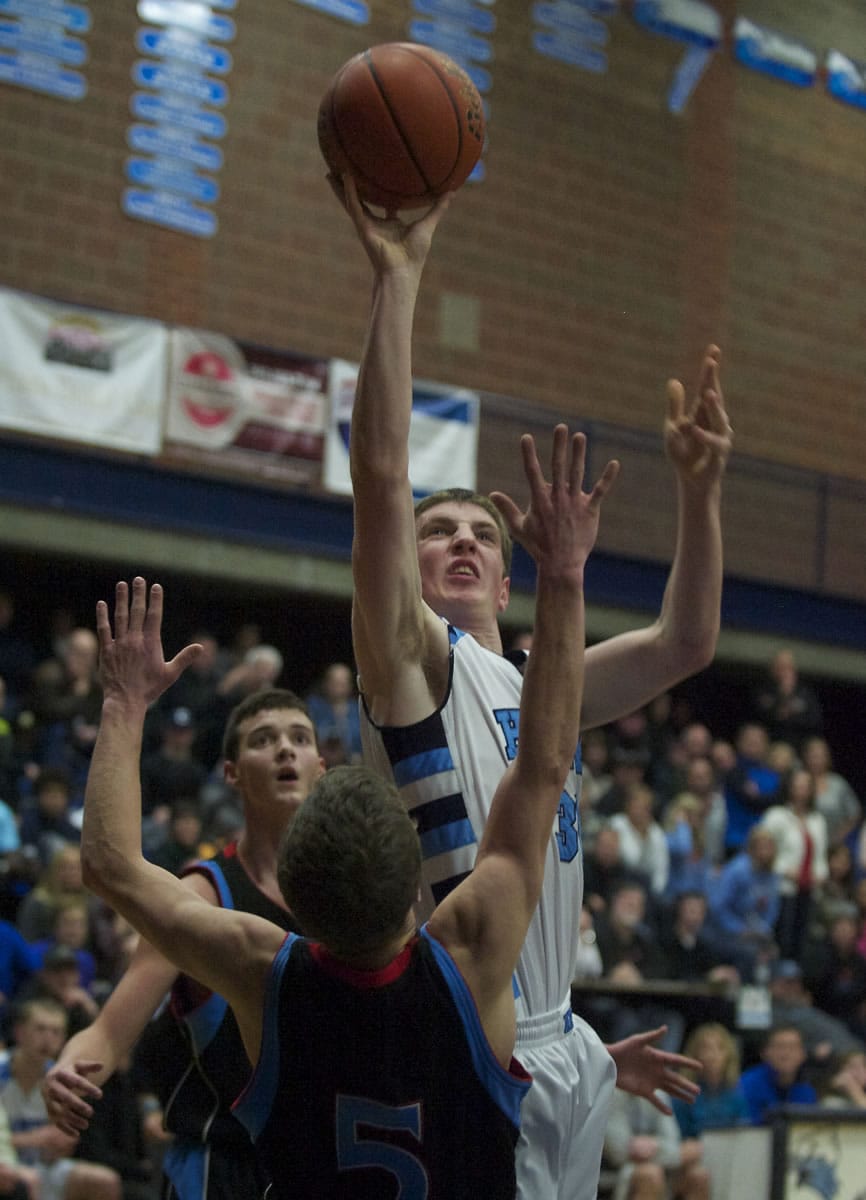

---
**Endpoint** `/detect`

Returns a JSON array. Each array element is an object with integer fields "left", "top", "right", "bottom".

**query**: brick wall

[{"left": 2, "top": 0, "right": 865, "bottom": 597}]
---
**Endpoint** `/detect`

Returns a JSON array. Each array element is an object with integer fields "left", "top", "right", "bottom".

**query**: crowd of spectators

[{"left": 0, "top": 584, "right": 865, "bottom": 1195}]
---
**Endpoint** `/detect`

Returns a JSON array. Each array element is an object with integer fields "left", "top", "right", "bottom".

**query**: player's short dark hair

[
  {"left": 222, "top": 688, "right": 315, "bottom": 762},
  {"left": 414, "top": 487, "right": 513, "bottom": 576},
  {"left": 278, "top": 766, "right": 421, "bottom": 956}
]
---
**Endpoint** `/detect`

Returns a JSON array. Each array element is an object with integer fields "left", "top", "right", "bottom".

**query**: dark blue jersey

[
  {"left": 234, "top": 925, "right": 531, "bottom": 1199},
  {"left": 134, "top": 844, "right": 297, "bottom": 1200}
]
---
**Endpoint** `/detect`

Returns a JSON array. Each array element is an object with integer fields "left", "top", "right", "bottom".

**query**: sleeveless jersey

[
  {"left": 359, "top": 623, "right": 583, "bottom": 1017},
  {"left": 233, "top": 926, "right": 530, "bottom": 1199},
  {"left": 144, "top": 844, "right": 297, "bottom": 1150}
]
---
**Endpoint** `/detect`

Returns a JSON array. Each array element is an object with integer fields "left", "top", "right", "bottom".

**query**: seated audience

[
  {"left": 0, "top": 998, "right": 120, "bottom": 1200},
  {"left": 766, "top": 959, "right": 865, "bottom": 1068},
  {"left": 663, "top": 794, "right": 716, "bottom": 900},
  {"left": 593, "top": 881, "right": 684, "bottom": 1052},
  {"left": 723, "top": 724, "right": 780, "bottom": 856},
  {"left": 18, "top": 771, "right": 79, "bottom": 869},
  {"left": 820, "top": 1049, "right": 866, "bottom": 1109},
  {"left": 13, "top": 946, "right": 98, "bottom": 1039},
  {"left": 752, "top": 648, "right": 823, "bottom": 748},
  {"left": 604, "top": 1091, "right": 709, "bottom": 1200},
  {"left": 802, "top": 908, "right": 866, "bottom": 1041},
  {"left": 658, "top": 892, "right": 740, "bottom": 987},
  {"left": 583, "top": 824, "right": 649, "bottom": 915},
  {"left": 139, "top": 708, "right": 207, "bottom": 823},
  {"left": 760, "top": 767, "right": 828, "bottom": 960},
  {"left": 305, "top": 661, "right": 363, "bottom": 765},
  {"left": 708, "top": 825, "right": 781, "bottom": 977},
  {"left": 672, "top": 1023, "right": 749, "bottom": 1137},
  {"left": 682, "top": 755, "right": 727, "bottom": 866},
  {"left": 740, "top": 1024, "right": 818, "bottom": 1125},
  {"left": 611, "top": 784, "right": 670, "bottom": 897},
  {"left": 32, "top": 899, "right": 97, "bottom": 994},
  {"left": 15, "top": 846, "right": 96, "bottom": 944}
]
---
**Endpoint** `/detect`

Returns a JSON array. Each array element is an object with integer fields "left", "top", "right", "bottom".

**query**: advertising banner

[
  {"left": 0, "top": 287, "right": 166, "bottom": 453},
  {"left": 165, "top": 328, "right": 327, "bottom": 486},
  {"left": 323, "top": 357, "right": 479, "bottom": 497}
]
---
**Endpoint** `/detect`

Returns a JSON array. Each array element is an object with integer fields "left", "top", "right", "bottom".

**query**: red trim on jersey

[{"left": 309, "top": 937, "right": 418, "bottom": 988}]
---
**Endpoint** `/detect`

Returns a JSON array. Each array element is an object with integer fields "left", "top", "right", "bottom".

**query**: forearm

[
  {"left": 350, "top": 270, "right": 420, "bottom": 486},
  {"left": 81, "top": 697, "right": 148, "bottom": 896},
  {"left": 517, "top": 567, "right": 585, "bottom": 837},
  {"left": 656, "top": 476, "right": 722, "bottom": 669}
]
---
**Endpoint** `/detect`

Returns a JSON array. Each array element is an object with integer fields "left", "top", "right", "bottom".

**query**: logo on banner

[
  {"left": 177, "top": 350, "right": 238, "bottom": 429},
  {"left": 45, "top": 316, "right": 112, "bottom": 372}
]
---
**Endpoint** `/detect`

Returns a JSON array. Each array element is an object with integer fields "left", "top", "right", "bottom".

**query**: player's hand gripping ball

[{"left": 318, "top": 42, "right": 486, "bottom": 211}]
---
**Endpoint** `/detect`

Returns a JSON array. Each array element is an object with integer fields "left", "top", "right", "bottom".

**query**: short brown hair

[
  {"left": 277, "top": 766, "right": 420, "bottom": 956},
  {"left": 414, "top": 488, "right": 513, "bottom": 575},
  {"left": 222, "top": 688, "right": 314, "bottom": 762}
]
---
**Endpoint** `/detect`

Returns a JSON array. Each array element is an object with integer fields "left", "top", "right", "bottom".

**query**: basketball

[{"left": 318, "top": 42, "right": 485, "bottom": 212}]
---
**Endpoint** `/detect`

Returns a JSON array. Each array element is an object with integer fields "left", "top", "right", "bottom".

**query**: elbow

[{"left": 80, "top": 841, "right": 125, "bottom": 903}]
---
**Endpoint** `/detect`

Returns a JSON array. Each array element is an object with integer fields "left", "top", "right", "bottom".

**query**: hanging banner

[
  {"left": 0, "top": 288, "right": 166, "bottom": 453},
  {"left": 323, "top": 357, "right": 479, "bottom": 497},
  {"left": 165, "top": 328, "right": 327, "bottom": 485}
]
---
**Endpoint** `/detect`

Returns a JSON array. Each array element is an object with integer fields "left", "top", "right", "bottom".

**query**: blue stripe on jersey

[
  {"left": 189, "top": 861, "right": 233, "bottom": 910},
  {"left": 419, "top": 817, "right": 476, "bottom": 860},
  {"left": 393, "top": 746, "right": 454, "bottom": 788},
  {"left": 233, "top": 933, "right": 299, "bottom": 1142},
  {"left": 162, "top": 1142, "right": 208, "bottom": 1200},
  {"left": 420, "top": 926, "right": 530, "bottom": 1125},
  {"left": 183, "top": 990, "right": 228, "bottom": 1055},
  {"left": 431, "top": 871, "right": 471, "bottom": 907}
]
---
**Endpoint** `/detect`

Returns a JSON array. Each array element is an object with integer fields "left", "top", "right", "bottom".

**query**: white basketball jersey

[{"left": 360, "top": 622, "right": 584, "bottom": 1017}]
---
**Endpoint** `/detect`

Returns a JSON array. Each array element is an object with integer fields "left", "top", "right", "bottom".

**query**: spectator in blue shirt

[
  {"left": 724, "top": 723, "right": 780, "bottom": 855},
  {"left": 709, "top": 825, "right": 780, "bottom": 977},
  {"left": 740, "top": 1024, "right": 818, "bottom": 1125}
]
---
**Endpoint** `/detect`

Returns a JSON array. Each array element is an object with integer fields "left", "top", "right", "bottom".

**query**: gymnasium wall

[{"left": 2, "top": 1, "right": 866, "bottom": 604}]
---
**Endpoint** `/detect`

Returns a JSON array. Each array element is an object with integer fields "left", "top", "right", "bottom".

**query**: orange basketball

[{"left": 318, "top": 42, "right": 485, "bottom": 211}]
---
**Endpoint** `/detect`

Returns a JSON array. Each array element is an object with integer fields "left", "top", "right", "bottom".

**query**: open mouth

[
  {"left": 448, "top": 561, "right": 478, "bottom": 579},
  {"left": 276, "top": 769, "right": 298, "bottom": 783}
]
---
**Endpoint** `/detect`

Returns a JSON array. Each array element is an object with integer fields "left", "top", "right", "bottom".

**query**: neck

[
  {"left": 440, "top": 605, "right": 503, "bottom": 654},
  {"left": 12, "top": 1052, "right": 43, "bottom": 1090},
  {"left": 331, "top": 928, "right": 414, "bottom": 971},
  {"left": 236, "top": 826, "right": 287, "bottom": 909}
]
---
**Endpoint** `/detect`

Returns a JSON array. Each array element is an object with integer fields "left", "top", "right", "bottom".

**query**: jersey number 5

[{"left": 336, "top": 1095, "right": 429, "bottom": 1199}]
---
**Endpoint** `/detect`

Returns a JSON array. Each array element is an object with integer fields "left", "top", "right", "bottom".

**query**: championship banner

[
  {"left": 323, "top": 358, "right": 479, "bottom": 497},
  {"left": 165, "top": 329, "right": 327, "bottom": 486},
  {"left": 0, "top": 288, "right": 166, "bottom": 454}
]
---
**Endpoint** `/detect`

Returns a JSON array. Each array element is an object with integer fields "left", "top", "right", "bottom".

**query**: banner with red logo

[
  {"left": 165, "top": 328, "right": 328, "bottom": 486},
  {"left": 0, "top": 287, "right": 166, "bottom": 453}
]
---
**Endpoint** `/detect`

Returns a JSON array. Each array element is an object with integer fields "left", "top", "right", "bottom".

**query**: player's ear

[
  {"left": 496, "top": 575, "right": 511, "bottom": 614},
  {"left": 223, "top": 758, "right": 239, "bottom": 788}
]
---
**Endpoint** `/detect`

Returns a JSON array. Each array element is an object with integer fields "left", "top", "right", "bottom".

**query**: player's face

[
  {"left": 226, "top": 708, "right": 325, "bottom": 816},
  {"left": 415, "top": 501, "right": 510, "bottom": 622}
]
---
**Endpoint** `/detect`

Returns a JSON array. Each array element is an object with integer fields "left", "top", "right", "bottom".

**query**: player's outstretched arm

[
  {"left": 43, "top": 867, "right": 224, "bottom": 1135},
  {"left": 332, "top": 175, "right": 452, "bottom": 722},
  {"left": 430, "top": 428, "right": 618, "bottom": 1054},
  {"left": 80, "top": 579, "right": 284, "bottom": 1065},
  {"left": 581, "top": 345, "right": 731, "bottom": 730}
]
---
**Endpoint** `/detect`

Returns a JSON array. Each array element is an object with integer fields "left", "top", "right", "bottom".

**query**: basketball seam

[
  {"left": 367, "top": 50, "right": 459, "bottom": 195},
  {"left": 400, "top": 45, "right": 465, "bottom": 183}
]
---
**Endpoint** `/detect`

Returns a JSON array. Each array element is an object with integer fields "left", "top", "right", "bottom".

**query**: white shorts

[{"left": 515, "top": 1008, "right": 616, "bottom": 1200}]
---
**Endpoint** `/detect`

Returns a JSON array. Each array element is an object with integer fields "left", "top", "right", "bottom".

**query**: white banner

[
  {"left": 323, "top": 358, "right": 479, "bottom": 497},
  {"left": 0, "top": 288, "right": 166, "bottom": 454}
]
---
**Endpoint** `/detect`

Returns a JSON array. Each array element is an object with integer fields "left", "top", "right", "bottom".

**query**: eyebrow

[
  {"left": 245, "top": 720, "right": 313, "bottom": 739},
  {"left": 417, "top": 515, "right": 499, "bottom": 539}
]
